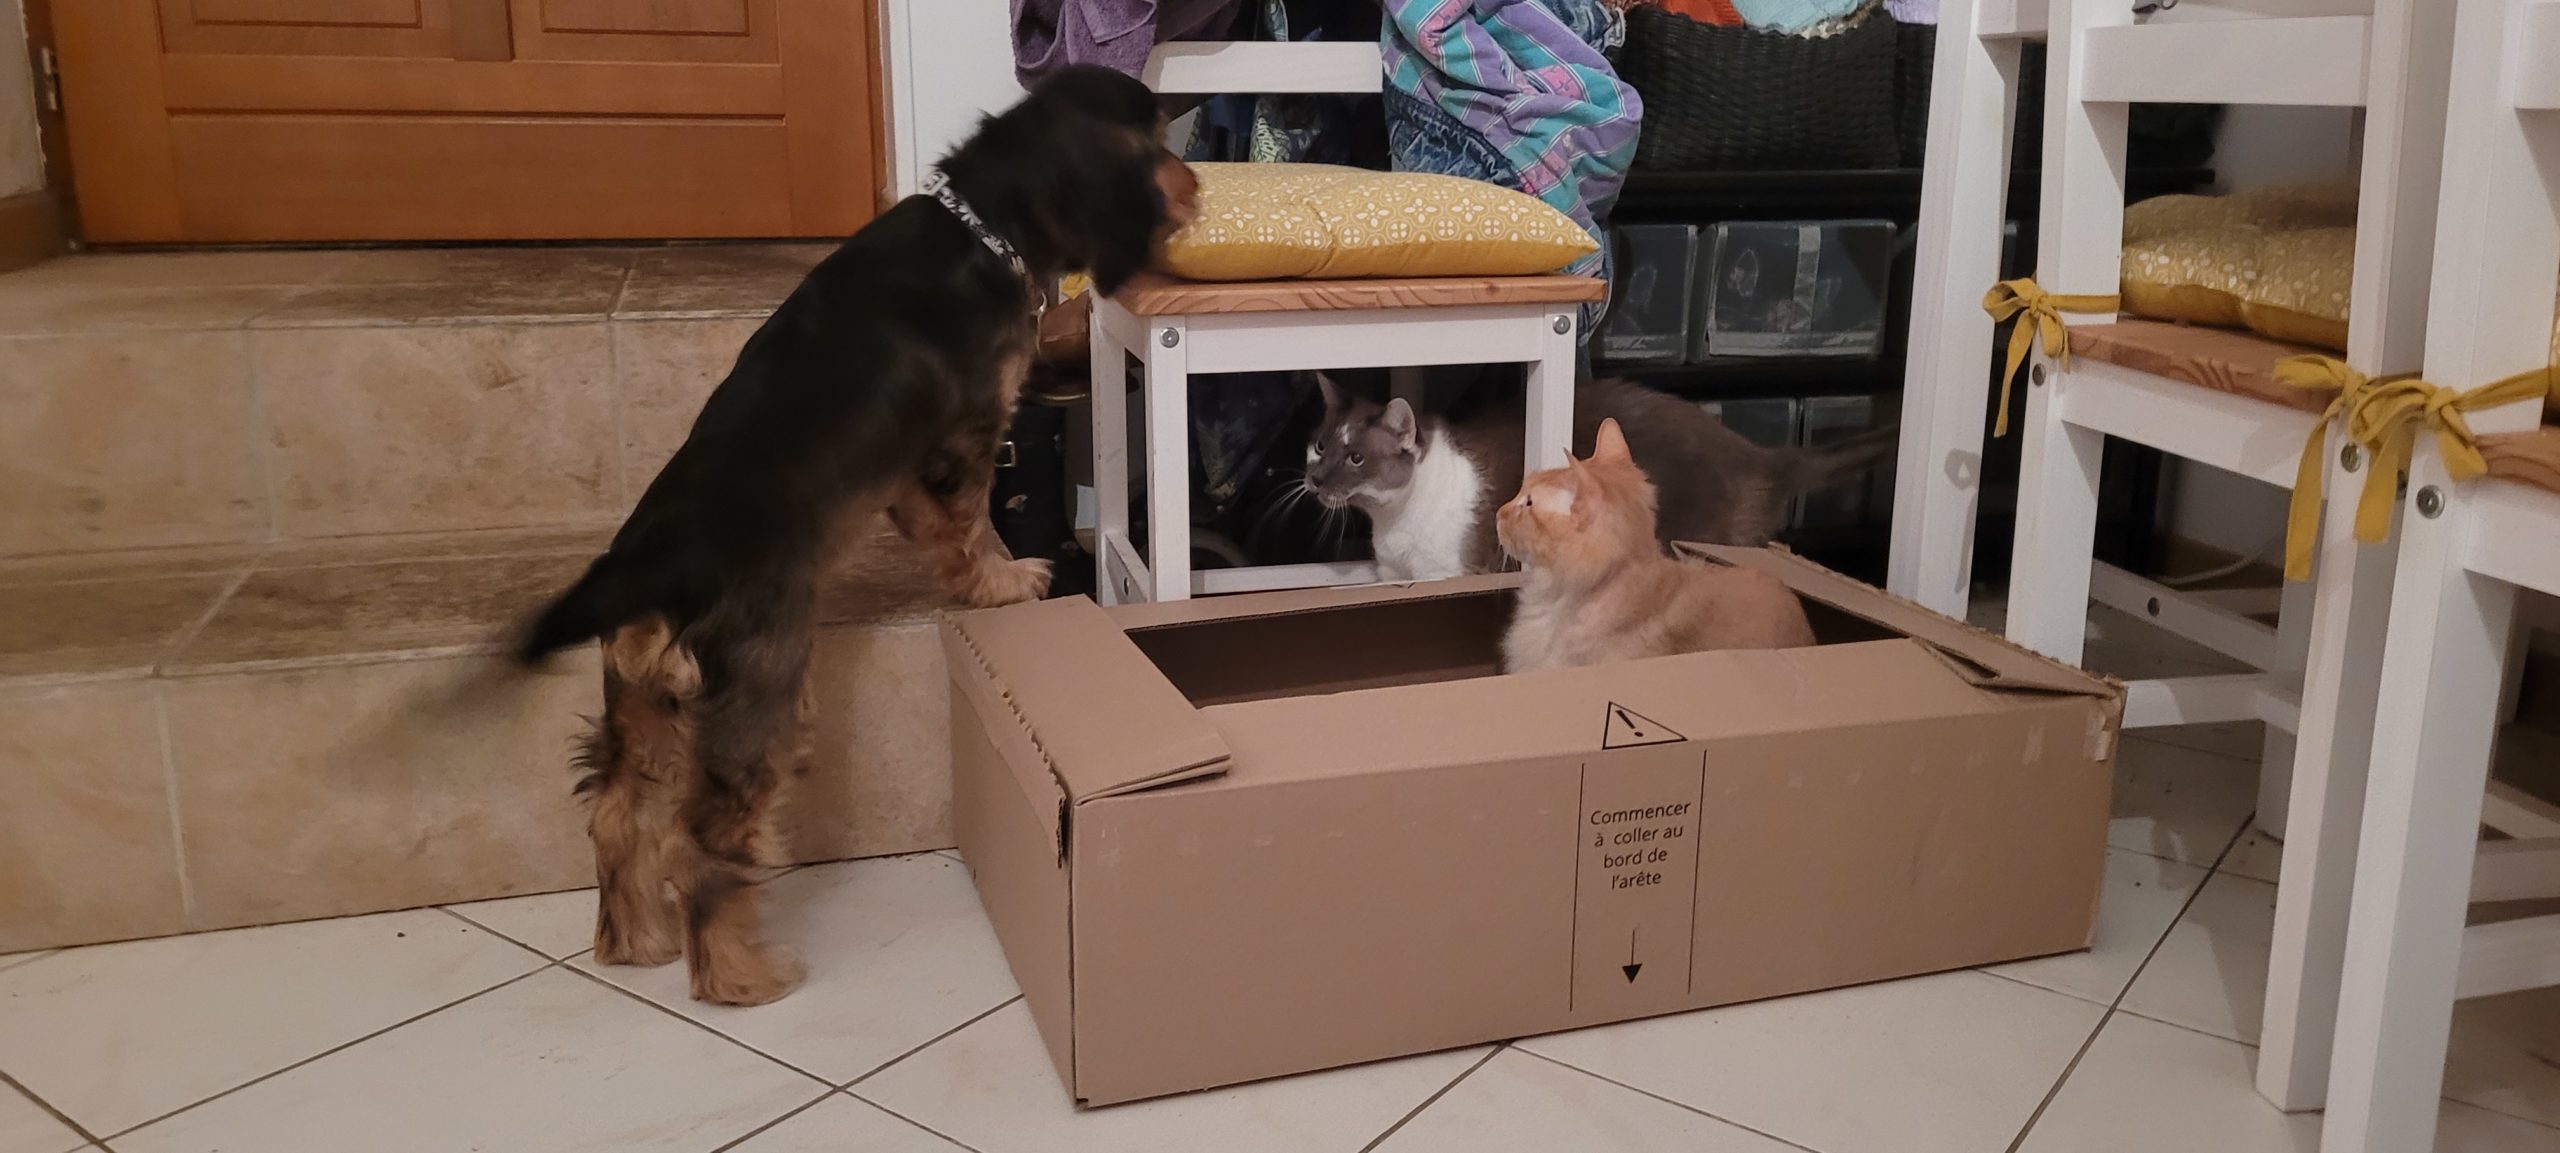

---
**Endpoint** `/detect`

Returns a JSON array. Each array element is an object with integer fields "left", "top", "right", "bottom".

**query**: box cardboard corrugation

[{"left": 944, "top": 546, "right": 2123, "bottom": 1107}]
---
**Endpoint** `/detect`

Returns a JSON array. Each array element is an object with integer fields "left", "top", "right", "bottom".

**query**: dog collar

[{"left": 923, "top": 172, "right": 1044, "bottom": 318}]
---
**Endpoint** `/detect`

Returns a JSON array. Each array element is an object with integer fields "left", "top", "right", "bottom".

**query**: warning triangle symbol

[{"left": 1602, "top": 702, "right": 1686, "bottom": 750}]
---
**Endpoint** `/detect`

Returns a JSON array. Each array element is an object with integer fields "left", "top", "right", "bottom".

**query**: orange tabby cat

[{"left": 1496, "top": 419, "right": 1816, "bottom": 674}]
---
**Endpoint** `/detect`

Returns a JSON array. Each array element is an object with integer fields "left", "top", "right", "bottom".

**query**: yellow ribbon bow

[
  {"left": 1982, "top": 279, "right": 2120, "bottom": 437},
  {"left": 2276, "top": 355, "right": 2553, "bottom": 581}
]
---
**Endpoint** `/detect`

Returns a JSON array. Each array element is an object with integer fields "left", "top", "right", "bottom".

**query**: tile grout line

[
  {"left": 547, "top": 955, "right": 837, "bottom": 1087},
  {"left": 98, "top": 960, "right": 560, "bottom": 1142},
  {"left": 236, "top": 324, "right": 288, "bottom": 547},
  {"left": 1352, "top": 1044, "right": 1505, "bottom": 1153},
  {"left": 433, "top": 903, "right": 578, "bottom": 963},
  {"left": 1506, "top": 1047, "right": 1826, "bottom": 1153},
  {"left": 148, "top": 684, "right": 198, "bottom": 927},
  {"left": 842, "top": 995, "right": 1024, "bottom": 1089},
  {"left": 153, "top": 564, "right": 258, "bottom": 676},
  {"left": 607, "top": 273, "right": 634, "bottom": 509},
  {"left": 840, "top": 1090, "right": 991, "bottom": 1153},
  {"left": 703, "top": 1088, "right": 838, "bottom": 1153},
  {"left": 2000, "top": 815, "right": 2254, "bottom": 1153},
  {"left": 1, "top": 1067, "right": 107, "bottom": 1151}
]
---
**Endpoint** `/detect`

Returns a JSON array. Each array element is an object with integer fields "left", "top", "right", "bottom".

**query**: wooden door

[{"left": 53, "top": 0, "right": 878, "bottom": 242}]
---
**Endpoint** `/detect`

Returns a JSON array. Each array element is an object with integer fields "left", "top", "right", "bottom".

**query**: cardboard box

[{"left": 944, "top": 547, "right": 2123, "bottom": 1106}]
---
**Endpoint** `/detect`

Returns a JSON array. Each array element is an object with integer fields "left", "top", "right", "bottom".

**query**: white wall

[
  {"left": 882, "top": 0, "right": 1023, "bottom": 197},
  {"left": 0, "top": 0, "right": 42, "bottom": 198},
  {"left": 2156, "top": 106, "right": 2359, "bottom": 562}
]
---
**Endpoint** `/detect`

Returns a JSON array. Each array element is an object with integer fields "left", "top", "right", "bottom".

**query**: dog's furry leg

[
  {"left": 890, "top": 437, "right": 1050, "bottom": 607},
  {"left": 580, "top": 617, "right": 697, "bottom": 967},
  {"left": 674, "top": 598, "right": 813, "bottom": 1007}
]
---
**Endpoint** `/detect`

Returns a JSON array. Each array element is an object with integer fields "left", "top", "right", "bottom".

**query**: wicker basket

[
  {"left": 1893, "top": 23, "right": 2046, "bottom": 169},
  {"left": 1622, "top": 5, "right": 1903, "bottom": 172}
]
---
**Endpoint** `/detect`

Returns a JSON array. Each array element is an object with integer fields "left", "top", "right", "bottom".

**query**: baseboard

[{"left": 0, "top": 190, "right": 69, "bottom": 274}]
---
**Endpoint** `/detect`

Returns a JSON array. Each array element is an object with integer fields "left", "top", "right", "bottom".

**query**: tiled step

[
  {"left": 0, "top": 243, "right": 977, "bottom": 954},
  {"left": 0, "top": 524, "right": 959, "bottom": 954},
  {"left": 0, "top": 244, "right": 829, "bottom": 554}
]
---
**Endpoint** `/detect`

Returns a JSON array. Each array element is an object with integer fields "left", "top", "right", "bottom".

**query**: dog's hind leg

[
  {"left": 673, "top": 601, "right": 813, "bottom": 1006},
  {"left": 889, "top": 435, "right": 1051, "bottom": 607},
  {"left": 580, "top": 617, "right": 698, "bottom": 967}
]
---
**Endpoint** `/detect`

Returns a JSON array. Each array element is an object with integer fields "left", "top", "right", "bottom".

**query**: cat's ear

[
  {"left": 1314, "top": 373, "right": 1346, "bottom": 414},
  {"left": 1381, "top": 398, "right": 1420, "bottom": 452},
  {"left": 1591, "top": 418, "right": 1633, "bottom": 465}
]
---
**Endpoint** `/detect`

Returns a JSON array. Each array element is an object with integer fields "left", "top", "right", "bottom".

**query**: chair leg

[
  {"left": 1389, "top": 366, "right": 1427, "bottom": 413},
  {"left": 2257, "top": 573, "right": 2319, "bottom": 841},
  {"left": 1090, "top": 304, "right": 1131, "bottom": 606},
  {"left": 2002, "top": 360, "right": 2103, "bottom": 665},
  {"left": 1889, "top": 7, "right": 2023, "bottom": 621},
  {"left": 1141, "top": 318, "right": 1192, "bottom": 603},
  {"left": 2256, "top": 453, "right": 2401, "bottom": 1112},
  {"left": 2322, "top": 504, "right": 2514, "bottom": 1153},
  {"left": 1524, "top": 310, "right": 1577, "bottom": 474}
]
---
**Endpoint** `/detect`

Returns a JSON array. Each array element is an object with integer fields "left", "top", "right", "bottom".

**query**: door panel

[
  {"left": 514, "top": 0, "right": 773, "bottom": 64},
  {"left": 539, "top": 0, "right": 750, "bottom": 35},
  {"left": 162, "top": 0, "right": 452, "bottom": 58},
  {"left": 58, "top": 0, "right": 876, "bottom": 242},
  {"left": 189, "top": 0, "right": 425, "bottom": 26},
  {"left": 167, "top": 115, "right": 796, "bottom": 240}
]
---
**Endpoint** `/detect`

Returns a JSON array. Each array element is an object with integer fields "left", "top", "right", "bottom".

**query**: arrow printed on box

[{"left": 1623, "top": 926, "right": 1642, "bottom": 983}]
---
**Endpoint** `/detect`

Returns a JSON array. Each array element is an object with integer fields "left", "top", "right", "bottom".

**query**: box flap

[
  {"left": 1107, "top": 573, "right": 1520, "bottom": 632},
  {"left": 946, "top": 596, "right": 1232, "bottom": 801},
  {"left": 1677, "top": 543, "right": 2116, "bottom": 699}
]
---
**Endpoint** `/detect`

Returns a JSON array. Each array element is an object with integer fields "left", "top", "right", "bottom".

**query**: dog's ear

[{"left": 1082, "top": 139, "right": 1174, "bottom": 296}]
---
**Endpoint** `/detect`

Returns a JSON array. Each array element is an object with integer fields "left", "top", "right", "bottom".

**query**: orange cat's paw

[{"left": 963, "top": 557, "right": 1052, "bottom": 607}]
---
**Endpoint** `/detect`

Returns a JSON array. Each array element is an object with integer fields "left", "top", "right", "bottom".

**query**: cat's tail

[{"left": 1777, "top": 424, "right": 1901, "bottom": 501}]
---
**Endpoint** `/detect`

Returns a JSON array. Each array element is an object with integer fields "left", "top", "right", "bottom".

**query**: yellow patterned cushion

[
  {"left": 2120, "top": 184, "right": 2359, "bottom": 352},
  {"left": 1161, "top": 163, "right": 1599, "bottom": 281}
]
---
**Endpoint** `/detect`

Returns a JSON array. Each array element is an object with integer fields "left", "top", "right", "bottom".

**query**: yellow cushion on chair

[
  {"left": 1161, "top": 163, "right": 1599, "bottom": 281},
  {"left": 2118, "top": 184, "right": 2358, "bottom": 352}
]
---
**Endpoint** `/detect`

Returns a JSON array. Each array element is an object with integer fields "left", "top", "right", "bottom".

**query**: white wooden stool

[{"left": 1088, "top": 272, "right": 1604, "bottom": 605}]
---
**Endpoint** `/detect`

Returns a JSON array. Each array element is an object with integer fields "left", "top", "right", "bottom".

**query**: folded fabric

[
  {"left": 1660, "top": 0, "right": 1746, "bottom": 24},
  {"left": 1882, "top": 0, "right": 1938, "bottom": 23},
  {"left": 1730, "top": 0, "right": 1865, "bottom": 33},
  {"left": 1382, "top": 0, "right": 1641, "bottom": 334},
  {"left": 1011, "top": 0, "right": 1246, "bottom": 87}
]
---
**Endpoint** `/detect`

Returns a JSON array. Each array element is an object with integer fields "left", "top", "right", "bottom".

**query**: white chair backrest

[{"left": 1142, "top": 41, "right": 1384, "bottom": 96}]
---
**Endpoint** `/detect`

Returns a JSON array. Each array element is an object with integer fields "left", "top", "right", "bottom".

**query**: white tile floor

[{"left": 5, "top": 730, "right": 2558, "bottom": 1153}]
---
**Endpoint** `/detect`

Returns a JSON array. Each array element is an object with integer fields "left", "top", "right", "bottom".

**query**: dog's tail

[
  {"left": 1777, "top": 424, "right": 1901, "bottom": 502},
  {"left": 517, "top": 553, "right": 645, "bottom": 666}
]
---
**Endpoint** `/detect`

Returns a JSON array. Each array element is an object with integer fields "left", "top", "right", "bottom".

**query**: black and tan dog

[{"left": 517, "top": 67, "right": 1198, "bottom": 1005}]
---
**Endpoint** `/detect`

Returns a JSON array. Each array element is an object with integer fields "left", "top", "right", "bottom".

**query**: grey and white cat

[{"left": 1302, "top": 375, "right": 1897, "bottom": 581}]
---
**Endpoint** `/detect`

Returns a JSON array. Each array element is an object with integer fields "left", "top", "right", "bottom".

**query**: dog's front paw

[
  {"left": 691, "top": 947, "right": 805, "bottom": 1007},
  {"left": 964, "top": 557, "right": 1053, "bottom": 608}
]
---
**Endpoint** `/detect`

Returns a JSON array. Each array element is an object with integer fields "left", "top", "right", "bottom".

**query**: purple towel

[{"left": 1012, "top": 0, "right": 1248, "bottom": 86}]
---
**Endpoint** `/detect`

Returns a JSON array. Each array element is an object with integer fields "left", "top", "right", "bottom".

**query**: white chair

[
  {"left": 1087, "top": 42, "right": 1603, "bottom": 605},
  {"left": 2320, "top": 0, "right": 2560, "bottom": 1147},
  {"left": 1895, "top": 0, "right": 2321, "bottom": 833},
  {"left": 2003, "top": 0, "right": 2460, "bottom": 1114}
]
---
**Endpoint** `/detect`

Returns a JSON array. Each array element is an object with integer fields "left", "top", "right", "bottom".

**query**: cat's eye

[{"left": 1347, "top": 453, "right": 1365, "bottom": 467}]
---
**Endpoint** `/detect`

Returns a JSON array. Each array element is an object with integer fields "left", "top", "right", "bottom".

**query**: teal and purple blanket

[{"left": 1382, "top": 0, "right": 1641, "bottom": 331}]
